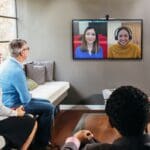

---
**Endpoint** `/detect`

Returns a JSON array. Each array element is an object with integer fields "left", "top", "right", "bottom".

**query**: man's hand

[
  {"left": 73, "top": 130, "right": 94, "bottom": 142},
  {"left": 16, "top": 106, "right": 25, "bottom": 117}
]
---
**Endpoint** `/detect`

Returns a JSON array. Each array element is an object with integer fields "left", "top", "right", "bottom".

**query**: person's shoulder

[
  {"left": 7, "top": 59, "right": 22, "bottom": 75},
  {"left": 75, "top": 46, "right": 84, "bottom": 58},
  {"left": 75, "top": 46, "right": 82, "bottom": 52},
  {"left": 109, "top": 43, "right": 118, "bottom": 50},
  {"left": 98, "top": 46, "right": 103, "bottom": 51},
  {"left": 85, "top": 143, "right": 119, "bottom": 150},
  {"left": 5, "top": 58, "right": 20, "bottom": 68},
  {"left": 129, "top": 42, "right": 140, "bottom": 48},
  {"left": 0, "top": 59, "right": 19, "bottom": 72},
  {"left": 110, "top": 43, "right": 118, "bottom": 47}
]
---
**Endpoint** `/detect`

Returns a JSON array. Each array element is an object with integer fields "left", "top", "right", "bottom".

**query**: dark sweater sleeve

[{"left": 61, "top": 142, "right": 79, "bottom": 150}]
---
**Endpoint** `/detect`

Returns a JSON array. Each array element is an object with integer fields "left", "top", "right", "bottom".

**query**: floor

[{"left": 52, "top": 110, "right": 88, "bottom": 146}]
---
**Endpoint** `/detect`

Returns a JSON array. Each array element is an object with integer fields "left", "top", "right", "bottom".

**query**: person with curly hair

[
  {"left": 62, "top": 86, "right": 150, "bottom": 150},
  {"left": 108, "top": 26, "right": 141, "bottom": 59}
]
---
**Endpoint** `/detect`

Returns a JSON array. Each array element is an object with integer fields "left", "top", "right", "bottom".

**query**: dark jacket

[{"left": 61, "top": 135, "right": 150, "bottom": 150}]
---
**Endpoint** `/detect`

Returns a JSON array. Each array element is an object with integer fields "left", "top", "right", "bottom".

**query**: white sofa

[
  {"left": 25, "top": 61, "right": 70, "bottom": 106},
  {"left": 30, "top": 81, "right": 70, "bottom": 105}
]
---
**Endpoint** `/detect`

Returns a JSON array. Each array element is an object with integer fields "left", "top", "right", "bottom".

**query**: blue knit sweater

[{"left": 0, "top": 57, "right": 31, "bottom": 108}]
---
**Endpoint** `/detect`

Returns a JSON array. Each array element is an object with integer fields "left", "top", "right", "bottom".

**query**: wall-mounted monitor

[{"left": 72, "top": 19, "right": 143, "bottom": 60}]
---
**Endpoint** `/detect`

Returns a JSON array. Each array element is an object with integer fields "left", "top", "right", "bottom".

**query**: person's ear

[{"left": 19, "top": 50, "right": 23, "bottom": 56}]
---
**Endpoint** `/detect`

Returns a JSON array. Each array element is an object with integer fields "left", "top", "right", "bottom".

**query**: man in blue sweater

[{"left": 0, "top": 39, "right": 55, "bottom": 150}]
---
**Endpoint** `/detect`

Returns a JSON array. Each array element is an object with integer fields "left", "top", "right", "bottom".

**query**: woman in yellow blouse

[{"left": 108, "top": 26, "right": 141, "bottom": 59}]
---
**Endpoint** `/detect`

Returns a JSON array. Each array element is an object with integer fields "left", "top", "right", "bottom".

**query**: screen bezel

[{"left": 72, "top": 19, "right": 143, "bottom": 60}]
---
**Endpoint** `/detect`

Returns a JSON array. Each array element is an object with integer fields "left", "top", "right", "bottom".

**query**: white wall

[{"left": 17, "top": 0, "right": 150, "bottom": 104}]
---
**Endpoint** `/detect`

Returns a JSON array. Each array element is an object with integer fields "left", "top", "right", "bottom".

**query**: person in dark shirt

[{"left": 62, "top": 86, "right": 150, "bottom": 150}]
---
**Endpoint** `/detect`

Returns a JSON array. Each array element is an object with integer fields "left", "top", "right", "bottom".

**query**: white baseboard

[{"left": 59, "top": 104, "right": 105, "bottom": 110}]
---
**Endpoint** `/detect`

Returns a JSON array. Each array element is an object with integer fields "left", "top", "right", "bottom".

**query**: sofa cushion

[
  {"left": 30, "top": 81, "right": 70, "bottom": 104},
  {"left": 33, "top": 61, "right": 54, "bottom": 81},
  {"left": 25, "top": 63, "right": 46, "bottom": 84},
  {"left": 27, "top": 78, "right": 39, "bottom": 90}
]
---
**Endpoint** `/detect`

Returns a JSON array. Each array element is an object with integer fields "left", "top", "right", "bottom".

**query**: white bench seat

[{"left": 30, "top": 81, "right": 70, "bottom": 105}]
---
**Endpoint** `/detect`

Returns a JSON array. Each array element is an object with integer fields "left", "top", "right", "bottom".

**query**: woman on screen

[
  {"left": 108, "top": 26, "right": 141, "bottom": 59},
  {"left": 75, "top": 26, "right": 103, "bottom": 59}
]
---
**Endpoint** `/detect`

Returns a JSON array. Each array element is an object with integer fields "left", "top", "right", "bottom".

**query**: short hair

[
  {"left": 105, "top": 86, "right": 149, "bottom": 136},
  {"left": 9, "top": 39, "right": 27, "bottom": 57},
  {"left": 114, "top": 26, "right": 132, "bottom": 40}
]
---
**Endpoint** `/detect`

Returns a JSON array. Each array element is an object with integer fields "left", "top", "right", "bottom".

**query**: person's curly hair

[{"left": 105, "top": 86, "right": 149, "bottom": 136}]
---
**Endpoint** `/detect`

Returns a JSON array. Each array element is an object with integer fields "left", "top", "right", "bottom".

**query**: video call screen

[{"left": 72, "top": 19, "right": 143, "bottom": 60}]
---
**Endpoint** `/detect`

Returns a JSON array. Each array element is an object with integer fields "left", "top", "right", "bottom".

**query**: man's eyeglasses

[{"left": 22, "top": 47, "right": 30, "bottom": 51}]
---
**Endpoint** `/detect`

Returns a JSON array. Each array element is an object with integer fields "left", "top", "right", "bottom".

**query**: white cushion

[{"left": 30, "top": 81, "right": 70, "bottom": 104}]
